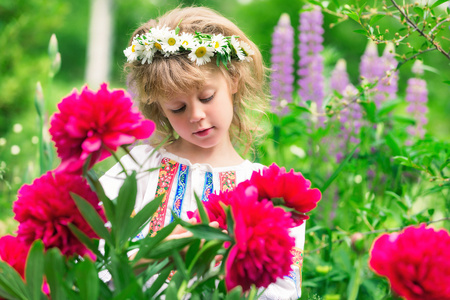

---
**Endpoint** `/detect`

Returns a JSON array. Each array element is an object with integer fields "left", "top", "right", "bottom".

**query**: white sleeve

[{"left": 259, "top": 222, "right": 305, "bottom": 300}]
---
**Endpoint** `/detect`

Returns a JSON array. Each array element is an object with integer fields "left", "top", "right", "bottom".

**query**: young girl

[{"left": 100, "top": 6, "right": 305, "bottom": 299}]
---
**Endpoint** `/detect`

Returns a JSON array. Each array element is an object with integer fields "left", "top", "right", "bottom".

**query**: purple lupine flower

[
  {"left": 335, "top": 85, "right": 363, "bottom": 162},
  {"left": 330, "top": 59, "right": 362, "bottom": 162},
  {"left": 375, "top": 42, "right": 399, "bottom": 105},
  {"left": 270, "top": 13, "right": 295, "bottom": 115},
  {"left": 405, "top": 60, "right": 428, "bottom": 145},
  {"left": 330, "top": 59, "right": 350, "bottom": 95},
  {"left": 298, "top": 5, "right": 325, "bottom": 126},
  {"left": 360, "top": 40, "right": 385, "bottom": 107}
]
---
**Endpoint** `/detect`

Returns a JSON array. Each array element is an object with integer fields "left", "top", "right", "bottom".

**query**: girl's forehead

[{"left": 160, "top": 68, "right": 227, "bottom": 102}]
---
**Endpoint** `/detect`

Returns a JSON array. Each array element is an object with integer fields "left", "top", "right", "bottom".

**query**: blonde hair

[{"left": 125, "top": 6, "right": 268, "bottom": 155}]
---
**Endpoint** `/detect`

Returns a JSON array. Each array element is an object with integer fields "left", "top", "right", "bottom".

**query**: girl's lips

[{"left": 194, "top": 127, "right": 213, "bottom": 137}]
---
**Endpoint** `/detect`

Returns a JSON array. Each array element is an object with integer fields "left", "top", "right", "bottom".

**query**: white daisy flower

[
  {"left": 141, "top": 45, "right": 157, "bottom": 64},
  {"left": 210, "top": 34, "right": 229, "bottom": 55},
  {"left": 230, "top": 36, "right": 245, "bottom": 61},
  {"left": 150, "top": 26, "right": 170, "bottom": 41},
  {"left": 179, "top": 33, "right": 195, "bottom": 50},
  {"left": 161, "top": 30, "right": 182, "bottom": 54},
  {"left": 239, "top": 40, "right": 255, "bottom": 61},
  {"left": 150, "top": 26, "right": 171, "bottom": 54},
  {"left": 188, "top": 43, "right": 215, "bottom": 66},
  {"left": 124, "top": 39, "right": 144, "bottom": 62}
]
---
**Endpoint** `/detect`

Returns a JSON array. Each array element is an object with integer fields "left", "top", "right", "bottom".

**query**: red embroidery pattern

[
  {"left": 219, "top": 171, "right": 236, "bottom": 192},
  {"left": 291, "top": 247, "right": 303, "bottom": 288},
  {"left": 148, "top": 158, "right": 179, "bottom": 237}
]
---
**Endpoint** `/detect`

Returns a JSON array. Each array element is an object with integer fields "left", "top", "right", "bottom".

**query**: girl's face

[{"left": 160, "top": 69, "right": 237, "bottom": 152}]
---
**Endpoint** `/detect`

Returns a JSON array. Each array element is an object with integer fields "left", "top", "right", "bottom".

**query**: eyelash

[{"left": 170, "top": 93, "right": 215, "bottom": 114}]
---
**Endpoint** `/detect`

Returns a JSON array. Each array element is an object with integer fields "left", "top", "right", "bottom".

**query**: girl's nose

[{"left": 189, "top": 104, "right": 206, "bottom": 123}]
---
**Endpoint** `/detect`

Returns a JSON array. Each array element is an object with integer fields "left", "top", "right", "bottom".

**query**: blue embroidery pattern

[
  {"left": 170, "top": 164, "right": 189, "bottom": 222},
  {"left": 201, "top": 172, "right": 214, "bottom": 202}
]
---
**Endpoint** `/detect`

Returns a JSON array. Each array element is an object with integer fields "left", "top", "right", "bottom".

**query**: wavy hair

[{"left": 124, "top": 6, "right": 268, "bottom": 155}]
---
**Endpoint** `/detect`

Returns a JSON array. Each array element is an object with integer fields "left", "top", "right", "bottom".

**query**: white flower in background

[
  {"left": 11, "top": 145, "right": 20, "bottom": 155},
  {"left": 0, "top": 138, "right": 6, "bottom": 146},
  {"left": 13, "top": 123, "right": 23, "bottom": 133},
  {"left": 211, "top": 34, "right": 229, "bottom": 54},
  {"left": 179, "top": 33, "right": 195, "bottom": 50},
  {"left": 188, "top": 43, "right": 215, "bottom": 66},
  {"left": 239, "top": 40, "right": 254, "bottom": 61},
  {"left": 31, "top": 136, "right": 39, "bottom": 144}
]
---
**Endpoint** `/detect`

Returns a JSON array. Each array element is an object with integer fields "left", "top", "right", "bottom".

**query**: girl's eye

[
  {"left": 171, "top": 105, "right": 186, "bottom": 113},
  {"left": 200, "top": 93, "right": 215, "bottom": 103}
]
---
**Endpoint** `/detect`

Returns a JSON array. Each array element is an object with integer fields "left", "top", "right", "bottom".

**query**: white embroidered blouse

[{"left": 100, "top": 145, "right": 304, "bottom": 299}]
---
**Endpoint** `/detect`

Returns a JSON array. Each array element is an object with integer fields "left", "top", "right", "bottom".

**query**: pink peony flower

[
  {"left": 0, "top": 235, "right": 30, "bottom": 278},
  {"left": 225, "top": 184, "right": 294, "bottom": 292},
  {"left": 13, "top": 171, "right": 106, "bottom": 258},
  {"left": 187, "top": 191, "right": 233, "bottom": 230},
  {"left": 369, "top": 224, "right": 450, "bottom": 300},
  {"left": 50, "top": 83, "right": 155, "bottom": 174},
  {"left": 249, "top": 163, "right": 322, "bottom": 226}
]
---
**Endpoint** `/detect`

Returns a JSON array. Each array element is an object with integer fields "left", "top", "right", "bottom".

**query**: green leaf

[
  {"left": 378, "top": 100, "right": 401, "bottom": 117},
  {"left": 67, "top": 223, "right": 104, "bottom": 259},
  {"left": 353, "top": 29, "right": 367, "bottom": 35},
  {"left": 321, "top": 144, "right": 359, "bottom": 192},
  {"left": 443, "top": 80, "right": 450, "bottom": 85},
  {"left": 226, "top": 286, "right": 243, "bottom": 300},
  {"left": 0, "top": 261, "right": 29, "bottom": 300},
  {"left": 180, "top": 221, "right": 232, "bottom": 242},
  {"left": 125, "top": 193, "right": 164, "bottom": 243},
  {"left": 71, "top": 193, "right": 113, "bottom": 245},
  {"left": 393, "top": 156, "right": 415, "bottom": 168},
  {"left": 44, "top": 248, "right": 67, "bottom": 300},
  {"left": 439, "top": 159, "right": 450, "bottom": 171},
  {"left": 431, "top": 0, "right": 448, "bottom": 8},
  {"left": 187, "top": 240, "right": 225, "bottom": 276},
  {"left": 194, "top": 193, "right": 210, "bottom": 224},
  {"left": 25, "top": 240, "right": 45, "bottom": 300},
  {"left": 413, "top": 7, "right": 424, "bottom": 18},
  {"left": 87, "top": 170, "right": 115, "bottom": 225},
  {"left": 112, "top": 281, "right": 140, "bottom": 300},
  {"left": 345, "top": 11, "right": 360, "bottom": 23},
  {"left": 361, "top": 101, "right": 377, "bottom": 123},
  {"left": 287, "top": 103, "right": 311, "bottom": 114},
  {"left": 185, "top": 240, "right": 201, "bottom": 270},
  {"left": 393, "top": 115, "right": 416, "bottom": 125},
  {"left": 116, "top": 171, "right": 138, "bottom": 245},
  {"left": 133, "top": 221, "right": 178, "bottom": 262},
  {"left": 75, "top": 259, "right": 99, "bottom": 300},
  {"left": 369, "top": 14, "right": 385, "bottom": 26},
  {"left": 145, "top": 265, "right": 173, "bottom": 298},
  {"left": 147, "top": 237, "right": 196, "bottom": 260},
  {"left": 385, "top": 133, "right": 402, "bottom": 156},
  {"left": 171, "top": 250, "right": 188, "bottom": 279},
  {"left": 139, "top": 258, "right": 170, "bottom": 284}
]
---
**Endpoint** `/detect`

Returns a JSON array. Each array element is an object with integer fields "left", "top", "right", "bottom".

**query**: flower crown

[{"left": 124, "top": 25, "right": 254, "bottom": 67}]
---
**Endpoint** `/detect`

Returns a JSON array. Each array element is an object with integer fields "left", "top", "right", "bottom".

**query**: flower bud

[
  {"left": 351, "top": 232, "right": 365, "bottom": 254},
  {"left": 50, "top": 52, "right": 61, "bottom": 78},
  {"left": 48, "top": 34, "right": 59, "bottom": 60}
]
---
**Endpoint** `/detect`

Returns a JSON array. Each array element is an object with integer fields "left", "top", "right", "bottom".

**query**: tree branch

[{"left": 390, "top": 0, "right": 450, "bottom": 61}]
